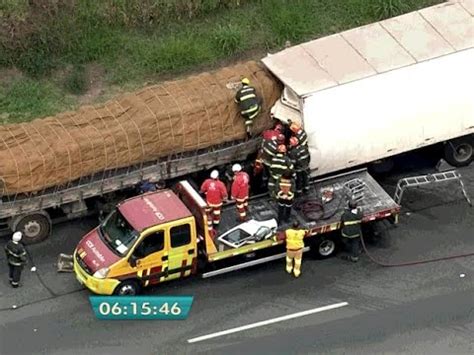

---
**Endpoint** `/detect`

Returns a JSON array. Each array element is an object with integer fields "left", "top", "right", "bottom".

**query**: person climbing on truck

[
  {"left": 234, "top": 77, "right": 261, "bottom": 138},
  {"left": 288, "top": 136, "right": 311, "bottom": 196},
  {"left": 200, "top": 170, "right": 228, "bottom": 229},
  {"left": 276, "top": 171, "right": 295, "bottom": 223},
  {"left": 268, "top": 144, "right": 294, "bottom": 197},
  {"left": 340, "top": 200, "right": 364, "bottom": 262},
  {"left": 231, "top": 163, "right": 250, "bottom": 222}
]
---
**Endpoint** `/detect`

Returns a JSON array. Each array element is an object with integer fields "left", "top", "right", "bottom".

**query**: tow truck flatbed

[
  {"left": 220, "top": 168, "right": 398, "bottom": 233},
  {"left": 178, "top": 168, "right": 400, "bottom": 264}
]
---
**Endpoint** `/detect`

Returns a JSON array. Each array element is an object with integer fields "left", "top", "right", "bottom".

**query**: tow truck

[{"left": 73, "top": 168, "right": 399, "bottom": 295}]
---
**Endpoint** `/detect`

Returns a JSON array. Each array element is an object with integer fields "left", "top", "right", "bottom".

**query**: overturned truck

[{"left": 0, "top": 61, "right": 281, "bottom": 243}]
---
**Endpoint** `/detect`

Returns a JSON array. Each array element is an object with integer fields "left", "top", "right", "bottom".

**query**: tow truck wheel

[
  {"left": 310, "top": 237, "right": 337, "bottom": 259},
  {"left": 114, "top": 280, "right": 140, "bottom": 296},
  {"left": 13, "top": 212, "right": 51, "bottom": 245},
  {"left": 444, "top": 137, "right": 473, "bottom": 167}
]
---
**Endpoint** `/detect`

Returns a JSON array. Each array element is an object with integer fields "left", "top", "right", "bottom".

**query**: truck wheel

[
  {"left": 444, "top": 137, "right": 473, "bottom": 167},
  {"left": 114, "top": 280, "right": 141, "bottom": 296},
  {"left": 310, "top": 237, "right": 337, "bottom": 259},
  {"left": 14, "top": 212, "right": 51, "bottom": 245}
]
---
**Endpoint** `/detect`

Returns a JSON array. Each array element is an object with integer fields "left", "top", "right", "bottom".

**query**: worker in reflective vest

[
  {"left": 274, "top": 221, "right": 308, "bottom": 278},
  {"left": 235, "top": 78, "right": 261, "bottom": 138},
  {"left": 5, "top": 231, "right": 27, "bottom": 288},
  {"left": 254, "top": 133, "right": 285, "bottom": 189},
  {"left": 288, "top": 136, "right": 311, "bottom": 196},
  {"left": 200, "top": 170, "right": 228, "bottom": 229},
  {"left": 276, "top": 172, "right": 295, "bottom": 224},
  {"left": 269, "top": 144, "right": 294, "bottom": 197},
  {"left": 231, "top": 164, "right": 250, "bottom": 222},
  {"left": 340, "top": 200, "right": 363, "bottom": 262},
  {"left": 289, "top": 122, "right": 308, "bottom": 147}
]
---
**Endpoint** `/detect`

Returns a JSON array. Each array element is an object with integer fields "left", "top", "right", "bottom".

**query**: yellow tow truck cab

[{"left": 74, "top": 171, "right": 400, "bottom": 295}]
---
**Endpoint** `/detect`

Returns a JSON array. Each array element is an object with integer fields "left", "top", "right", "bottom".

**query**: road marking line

[{"left": 187, "top": 302, "right": 349, "bottom": 343}]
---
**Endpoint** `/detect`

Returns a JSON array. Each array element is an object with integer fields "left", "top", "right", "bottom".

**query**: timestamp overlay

[{"left": 89, "top": 296, "right": 194, "bottom": 320}]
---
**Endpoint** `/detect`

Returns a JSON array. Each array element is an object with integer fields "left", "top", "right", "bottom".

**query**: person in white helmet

[
  {"left": 4, "top": 231, "right": 27, "bottom": 288},
  {"left": 230, "top": 163, "right": 250, "bottom": 222},
  {"left": 200, "top": 170, "right": 228, "bottom": 230}
]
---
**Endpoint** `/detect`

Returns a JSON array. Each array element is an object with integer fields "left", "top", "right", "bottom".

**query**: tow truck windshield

[{"left": 99, "top": 208, "right": 138, "bottom": 256}]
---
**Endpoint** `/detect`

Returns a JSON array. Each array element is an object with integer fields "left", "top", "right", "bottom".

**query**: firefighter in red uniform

[
  {"left": 200, "top": 170, "right": 228, "bottom": 229},
  {"left": 231, "top": 163, "right": 250, "bottom": 222}
]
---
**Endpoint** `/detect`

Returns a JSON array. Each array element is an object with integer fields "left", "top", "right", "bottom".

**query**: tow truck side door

[
  {"left": 166, "top": 219, "right": 197, "bottom": 281},
  {"left": 131, "top": 228, "right": 169, "bottom": 287}
]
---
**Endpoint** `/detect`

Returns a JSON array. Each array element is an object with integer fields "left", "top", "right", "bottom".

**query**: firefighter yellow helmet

[{"left": 241, "top": 77, "right": 250, "bottom": 85}]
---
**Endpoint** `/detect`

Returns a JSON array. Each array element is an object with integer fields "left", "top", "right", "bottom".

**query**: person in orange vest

[
  {"left": 274, "top": 221, "right": 308, "bottom": 277},
  {"left": 200, "top": 170, "right": 228, "bottom": 229},
  {"left": 230, "top": 163, "right": 250, "bottom": 222}
]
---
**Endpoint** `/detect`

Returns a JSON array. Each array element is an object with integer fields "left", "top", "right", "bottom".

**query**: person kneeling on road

[
  {"left": 274, "top": 221, "right": 308, "bottom": 278},
  {"left": 340, "top": 200, "right": 363, "bottom": 262},
  {"left": 5, "top": 231, "right": 27, "bottom": 288}
]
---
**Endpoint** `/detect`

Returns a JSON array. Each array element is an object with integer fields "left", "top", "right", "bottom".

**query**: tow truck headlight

[{"left": 93, "top": 267, "right": 110, "bottom": 279}]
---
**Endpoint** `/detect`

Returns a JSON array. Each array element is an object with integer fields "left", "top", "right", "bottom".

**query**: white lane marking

[{"left": 187, "top": 302, "right": 349, "bottom": 344}]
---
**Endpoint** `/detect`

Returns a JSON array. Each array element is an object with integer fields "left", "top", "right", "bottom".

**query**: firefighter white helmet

[
  {"left": 232, "top": 163, "right": 242, "bottom": 172},
  {"left": 210, "top": 170, "right": 219, "bottom": 179},
  {"left": 12, "top": 231, "right": 22, "bottom": 242}
]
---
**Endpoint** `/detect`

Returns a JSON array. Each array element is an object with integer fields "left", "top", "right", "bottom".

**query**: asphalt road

[{"left": 1, "top": 160, "right": 473, "bottom": 355}]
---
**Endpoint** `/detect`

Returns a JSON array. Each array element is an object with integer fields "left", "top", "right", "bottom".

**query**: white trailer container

[{"left": 263, "top": 0, "right": 474, "bottom": 176}]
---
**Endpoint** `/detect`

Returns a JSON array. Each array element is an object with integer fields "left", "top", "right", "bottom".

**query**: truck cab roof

[{"left": 118, "top": 190, "right": 192, "bottom": 231}]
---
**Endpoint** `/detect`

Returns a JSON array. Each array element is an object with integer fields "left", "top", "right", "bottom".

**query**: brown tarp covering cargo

[{"left": 0, "top": 61, "right": 281, "bottom": 196}]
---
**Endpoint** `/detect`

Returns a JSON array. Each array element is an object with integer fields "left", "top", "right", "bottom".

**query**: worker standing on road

[
  {"left": 231, "top": 164, "right": 250, "bottom": 222},
  {"left": 274, "top": 221, "right": 307, "bottom": 277},
  {"left": 288, "top": 136, "right": 311, "bottom": 196},
  {"left": 340, "top": 200, "right": 363, "bottom": 262},
  {"left": 235, "top": 78, "right": 261, "bottom": 138},
  {"left": 4, "top": 231, "right": 27, "bottom": 288},
  {"left": 269, "top": 144, "right": 294, "bottom": 197},
  {"left": 200, "top": 170, "right": 228, "bottom": 229},
  {"left": 276, "top": 172, "right": 295, "bottom": 223}
]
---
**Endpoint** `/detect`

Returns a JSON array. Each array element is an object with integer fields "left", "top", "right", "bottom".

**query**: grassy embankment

[{"left": 0, "top": 0, "right": 443, "bottom": 124}]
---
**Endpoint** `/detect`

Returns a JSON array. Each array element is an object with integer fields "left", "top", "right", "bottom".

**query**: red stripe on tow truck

[
  {"left": 149, "top": 265, "right": 163, "bottom": 285},
  {"left": 180, "top": 259, "right": 187, "bottom": 278}
]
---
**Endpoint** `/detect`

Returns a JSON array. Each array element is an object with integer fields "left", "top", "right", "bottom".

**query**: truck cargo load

[
  {"left": 263, "top": 0, "right": 474, "bottom": 175},
  {"left": 0, "top": 61, "right": 281, "bottom": 196}
]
